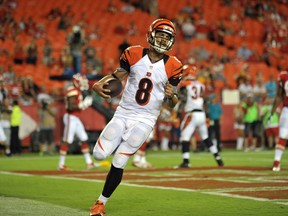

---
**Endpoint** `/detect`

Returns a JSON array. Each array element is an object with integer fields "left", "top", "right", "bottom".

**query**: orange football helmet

[
  {"left": 182, "top": 64, "right": 197, "bottom": 80},
  {"left": 147, "top": 18, "right": 176, "bottom": 53}
]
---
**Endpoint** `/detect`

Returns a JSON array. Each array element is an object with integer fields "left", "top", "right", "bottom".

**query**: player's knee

[
  {"left": 93, "top": 140, "right": 108, "bottom": 160},
  {"left": 279, "top": 129, "right": 288, "bottom": 141},
  {"left": 93, "top": 148, "right": 106, "bottom": 160},
  {"left": 276, "top": 138, "right": 287, "bottom": 150},
  {"left": 112, "top": 153, "right": 129, "bottom": 169}
]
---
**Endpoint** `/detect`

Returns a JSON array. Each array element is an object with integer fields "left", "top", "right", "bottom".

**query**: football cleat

[
  {"left": 272, "top": 160, "right": 280, "bottom": 172},
  {"left": 58, "top": 165, "right": 69, "bottom": 171},
  {"left": 90, "top": 200, "right": 106, "bottom": 216},
  {"left": 216, "top": 158, "right": 224, "bottom": 167},
  {"left": 132, "top": 161, "right": 152, "bottom": 169},
  {"left": 175, "top": 162, "right": 191, "bottom": 168}
]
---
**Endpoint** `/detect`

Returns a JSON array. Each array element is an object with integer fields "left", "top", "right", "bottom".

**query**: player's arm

[
  {"left": 177, "top": 86, "right": 187, "bottom": 113},
  {"left": 92, "top": 68, "right": 128, "bottom": 99},
  {"left": 165, "top": 82, "right": 178, "bottom": 108},
  {"left": 67, "top": 96, "right": 79, "bottom": 111}
]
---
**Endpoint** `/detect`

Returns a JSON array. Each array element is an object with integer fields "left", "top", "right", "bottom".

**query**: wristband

[{"left": 112, "top": 73, "right": 119, "bottom": 80}]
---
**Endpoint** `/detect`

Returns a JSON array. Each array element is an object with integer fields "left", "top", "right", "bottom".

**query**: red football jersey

[
  {"left": 65, "top": 86, "right": 82, "bottom": 117},
  {"left": 279, "top": 71, "right": 288, "bottom": 107}
]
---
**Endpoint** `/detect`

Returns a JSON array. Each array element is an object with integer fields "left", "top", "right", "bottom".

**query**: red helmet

[
  {"left": 72, "top": 73, "right": 89, "bottom": 91},
  {"left": 182, "top": 64, "right": 197, "bottom": 80},
  {"left": 147, "top": 18, "right": 176, "bottom": 53}
]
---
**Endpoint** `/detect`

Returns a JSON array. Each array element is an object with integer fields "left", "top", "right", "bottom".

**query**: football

[{"left": 104, "top": 78, "right": 123, "bottom": 97}]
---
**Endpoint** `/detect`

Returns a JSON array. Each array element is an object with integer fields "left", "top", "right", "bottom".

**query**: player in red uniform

[
  {"left": 269, "top": 71, "right": 288, "bottom": 171},
  {"left": 58, "top": 75, "right": 95, "bottom": 170},
  {"left": 89, "top": 18, "right": 183, "bottom": 216}
]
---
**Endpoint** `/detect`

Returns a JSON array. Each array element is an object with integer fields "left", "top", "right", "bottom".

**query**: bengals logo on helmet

[{"left": 147, "top": 19, "right": 176, "bottom": 53}]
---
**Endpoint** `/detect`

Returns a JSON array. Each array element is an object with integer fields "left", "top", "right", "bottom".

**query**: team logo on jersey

[{"left": 146, "top": 72, "right": 152, "bottom": 77}]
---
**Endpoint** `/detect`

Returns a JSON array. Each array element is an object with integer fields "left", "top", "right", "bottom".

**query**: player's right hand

[{"left": 92, "top": 81, "right": 111, "bottom": 99}]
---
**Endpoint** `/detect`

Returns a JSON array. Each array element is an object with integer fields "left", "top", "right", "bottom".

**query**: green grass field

[{"left": 0, "top": 149, "right": 287, "bottom": 216}]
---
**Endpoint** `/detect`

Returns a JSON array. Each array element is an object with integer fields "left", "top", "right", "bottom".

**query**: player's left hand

[{"left": 165, "top": 81, "right": 174, "bottom": 99}]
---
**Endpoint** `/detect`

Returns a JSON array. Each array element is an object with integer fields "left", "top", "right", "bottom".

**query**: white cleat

[
  {"left": 132, "top": 161, "right": 152, "bottom": 169},
  {"left": 272, "top": 166, "right": 280, "bottom": 172}
]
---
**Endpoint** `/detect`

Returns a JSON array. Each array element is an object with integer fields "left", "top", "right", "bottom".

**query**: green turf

[{"left": 0, "top": 149, "right": 287, "bottom": 216}]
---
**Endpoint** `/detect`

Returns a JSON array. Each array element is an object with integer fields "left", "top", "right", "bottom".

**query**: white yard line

[{"left": 1, "top": 170, "right": 287, "bottom": 206}]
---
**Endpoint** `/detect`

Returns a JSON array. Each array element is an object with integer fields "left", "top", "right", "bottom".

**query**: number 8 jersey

[{"left": 115, "top": 45, "right": 183, "bottom": 127}]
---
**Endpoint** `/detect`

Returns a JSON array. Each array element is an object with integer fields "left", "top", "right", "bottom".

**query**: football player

[
  {"left": 269, "top": 71, "right": 288, "bottom": 171},
  {"left": 89, "top": 18, "right": 183, "bottom": 216},
  {"left": 57, "top": 74, "right": 95, "bottom": 170},
  {"left": 176, "top": 65, "right": 224, "bottom": 168}
]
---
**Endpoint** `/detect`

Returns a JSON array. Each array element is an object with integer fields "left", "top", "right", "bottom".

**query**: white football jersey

[
  {"left": 114, "top": 46, "right": 183, "bottom": 127},
  {"left": 183, "top": 80, "right": 205, "bottom": 112}
]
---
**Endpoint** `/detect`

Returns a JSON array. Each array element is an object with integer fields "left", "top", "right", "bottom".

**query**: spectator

[
  {"left": 113, "top": 23, "right": 126, "bottom": 35},
  {"left": 207, "top": 94, "right": 223, "bottom": 151},
  {"left": 195, "top": 46, "right": 210, "bottom": 62},
  {"left": 237, "top": 43, "right": 252, "bottom": 61},
  {"left": 234, "top": 102, "right": 245, "bottom": 150},
  {"left": 37, "top": 99, "right": 56, "bottom": 156},
  {"left": 47, "top": 7, "right": 62, "bottom": 20},
  {"left": 42, "top": 39, "right": 52, "bottom": 66},
  {"left": 234, "top": 63, "right": 251, "bottom": 87},
  {"left": 220, "top": 51, "right": 231, "bottom": 64},
  {"left": 238, "top": 78, "right": 253, "bottom": 100},
  {"left": 211, "top": 58, "right": 226, "bottom": 84},
  {"left": 265, "top": 74, "right": 277, "bottom": 98},
  {"left": 127, "top": 21, "right": 138, "bottom": 36},
  {"left": 241, "top": 94, "right": 259, "bottom": 151},
  {"left": 2, "top": 64, "right": 15, "bottom": 84},
  {"left": 179, "top": 0, "right": 194, "bottom": 14},
  {"left": 181, "top": 17, "right": 196, "bottom": 40},
  {"left": 25, "top": 38, "right": 38, "bottom": 65},
  {"left": 83, "top": 43, "right": 103, "bottom": 73},
  {"left": 87, "top": 25, "right": 101, "bottom": 41},
  {"left": 37, "top": 85, "right": 53, "bottom": 104},
  {"left": 260, "top": 97, "right": 279, "bottom": 149},
  {"left": 13, "top": 38, "right": 25, "bottom": 64},
  {"left": 252, "top": 76, "right": 266, "bottom": 102},
  {"left": 67, "top": 25, "right": 86, "bottom": 74},
  {"left": 58, "top": 5, "right": 73, "bottom": 30},
  {"left": 60, "top": 45, "right": 74, "bottom": 76},
  {"left": 195, "top": 13, "right": 209, "bottom": 39},
  {"left": 20, "top": 76, "right": 37, "bottom": 104},
  {"left": 107, "top": 0, "right": 118, "bottom": 13},
  {"left": 10, "top": 100, "right": 22, "bottom": 154},
  {"left": 121, "top": 3, "right": 135, "bottom": 14}
]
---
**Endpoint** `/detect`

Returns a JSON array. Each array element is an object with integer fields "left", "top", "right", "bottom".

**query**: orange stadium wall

[{"left": 20, "top": 104, "right": 237, "bottom": 148}]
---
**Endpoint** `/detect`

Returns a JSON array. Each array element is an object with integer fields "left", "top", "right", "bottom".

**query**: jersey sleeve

[
  {"left": 120, "top": 45, "right": 144, "bottom": 73},
  {"left": 165, "top": 56, "right": 183, "bottom": 86}
]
